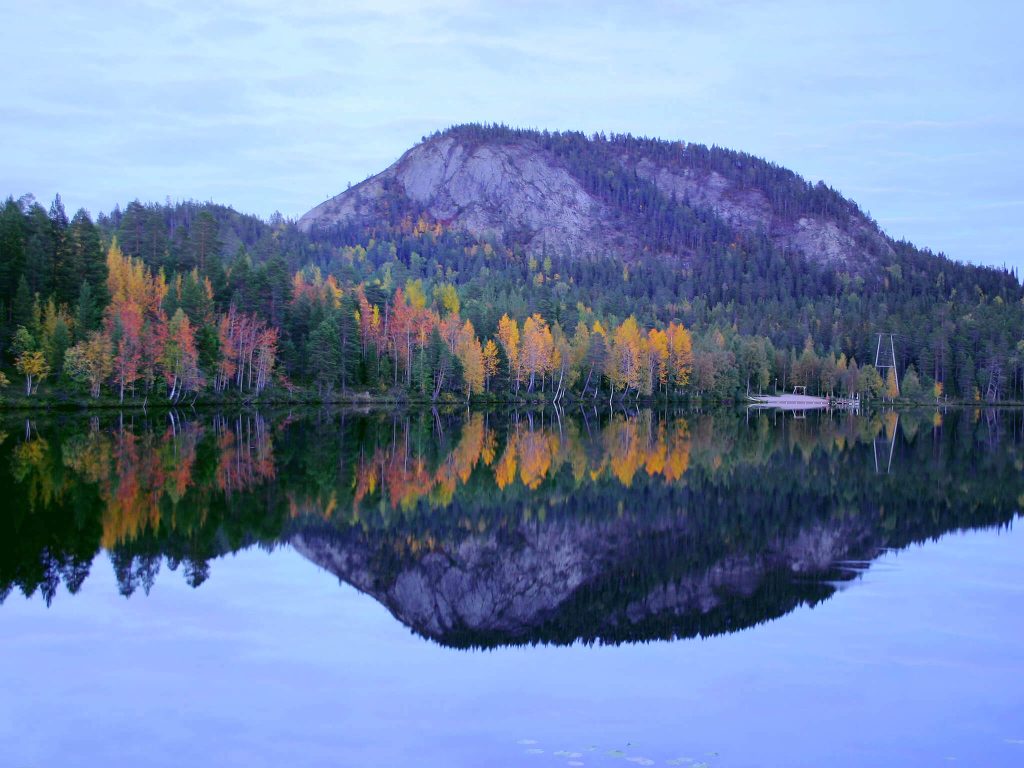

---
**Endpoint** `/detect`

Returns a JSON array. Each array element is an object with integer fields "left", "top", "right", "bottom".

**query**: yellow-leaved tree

[
  {"left": 607, "top": 316, "right": 644, "bottom": 396},
  {"left": 11, "top": 326, "right": 50, "bottom": 396},
  {"left": 497, "top": 314, "right": 521, "bottom": 393},
  {"left": 647, "top": 327, "right": 669, "bottom": 395},
  {"left": 455, "top": 319, "right": 484, "bottom": 400},
  {"left": 482, "top": 339, "right": 499, "bottom": 392},
  {"left": 65, "top": 331, "right": 114, "bottom": 398},
  {"left": 667, "top": 321, "right": 694, "bottom": 392},
  {"left": 885, "top": 367, "right": 900, "bottom": 401},
  {"left": 521, "top": 313, "right": 553, "bottom": 391}
]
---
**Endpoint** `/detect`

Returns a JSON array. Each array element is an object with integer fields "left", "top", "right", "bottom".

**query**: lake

[{"left": 1, "top": 406, "right": 1022, "bottom": 767}]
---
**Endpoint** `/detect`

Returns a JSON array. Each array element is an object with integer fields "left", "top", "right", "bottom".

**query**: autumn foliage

[
  {"left": 55, "top": 240, "right": 276, "bottom": 401},
  {"left": 29, "top": 240, "right": 695, "bottom": 404}
]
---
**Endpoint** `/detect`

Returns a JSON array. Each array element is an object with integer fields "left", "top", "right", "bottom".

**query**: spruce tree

[
  {"left": 308, "top": 318, "right": 341, "bottom": 395},
  {"left": 337, "top": 293, "right": 360, "bottom": 391},
  {"left": 68, "top": 209, "right": 106, "bottom": 306},
  {"left": 0, "top": 197, "right": 26, "bottom": 305},
  {"left": 12, "top": 275, "right": 33, "bottom": 329},
  {"left": 74, "top": 281, "right": 98, "bottom": 339}
]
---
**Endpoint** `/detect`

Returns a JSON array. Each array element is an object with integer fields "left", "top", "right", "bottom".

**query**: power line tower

[
  {"left": 985, "top": 362, "right": 1002, "bottom": 403},
  {"left": 874, "top": 333, "right": 899, "bottom": 396},
  {"left": 873, "top": 412, "right": 899, "bottom": 474}
]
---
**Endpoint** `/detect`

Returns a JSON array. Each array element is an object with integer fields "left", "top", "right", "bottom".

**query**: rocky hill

[{"left": 299, "top": 124, "right": 898, "bottom": 272}]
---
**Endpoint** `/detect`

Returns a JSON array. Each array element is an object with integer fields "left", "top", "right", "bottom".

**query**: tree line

[
  {"left": 1, "top": 232, "right": 912, "bottom": 404},
  {"left": 2, "top": 188, "right": 1022, "bottom": 403}
]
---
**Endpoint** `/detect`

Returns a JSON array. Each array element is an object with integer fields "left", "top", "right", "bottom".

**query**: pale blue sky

[{"left": 2, "top": 0, "right": 1022, "bottom": 269}]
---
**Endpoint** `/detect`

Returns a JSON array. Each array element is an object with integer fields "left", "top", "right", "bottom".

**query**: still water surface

[{"left": 1, "top": 407, "right": 1022, "bottom": 766}]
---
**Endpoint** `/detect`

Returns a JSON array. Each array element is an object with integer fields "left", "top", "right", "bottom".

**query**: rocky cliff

[{"left": 300, "top": 133, "right": 630, "bottom": 258}]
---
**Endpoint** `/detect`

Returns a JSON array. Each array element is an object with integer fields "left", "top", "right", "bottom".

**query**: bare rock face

[
  {"left": 300, "top": 135, "right": 629, "bottom": 258},
  {"left": 633, "top": 160, "right": 773, "bottom": 234}
]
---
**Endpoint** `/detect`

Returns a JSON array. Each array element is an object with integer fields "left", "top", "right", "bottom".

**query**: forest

[{"left": 2, "top": 146, "right": 1023, "bottom": 406}]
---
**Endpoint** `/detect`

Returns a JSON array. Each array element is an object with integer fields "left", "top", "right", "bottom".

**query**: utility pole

[{"left": 874, "top": 333, "right": 899, "bottom": 396}]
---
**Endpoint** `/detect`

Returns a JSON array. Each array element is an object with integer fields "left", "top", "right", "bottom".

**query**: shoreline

[{"left": 0, "top": 388, "right": 1016, "bottom": 414}]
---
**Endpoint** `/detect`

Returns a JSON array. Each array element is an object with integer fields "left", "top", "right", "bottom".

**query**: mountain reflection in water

[{"left": 1, "top": 407, "right": 1020, "bottom": 647}]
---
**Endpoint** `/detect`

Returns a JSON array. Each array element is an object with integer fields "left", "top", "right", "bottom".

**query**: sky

[{"left": 2, "top": 0, "right": 1022, "bottom": 269}]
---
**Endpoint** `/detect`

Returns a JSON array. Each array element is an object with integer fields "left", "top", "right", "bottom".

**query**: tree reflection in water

[{"left": 1, "top": 406, "right": 1020, "bottom": 646}]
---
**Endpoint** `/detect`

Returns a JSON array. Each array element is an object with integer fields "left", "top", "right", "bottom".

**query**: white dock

[
  {"left": 747, "top": 393, "right": 830, "bottom": 410},
  {"left": 747, "top": 389, "right": 860, "bottom": 411}
]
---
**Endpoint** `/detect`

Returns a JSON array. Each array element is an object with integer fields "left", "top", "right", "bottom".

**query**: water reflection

[{"left": 1, "top": 407, "right": 1021, "bottom": 646}]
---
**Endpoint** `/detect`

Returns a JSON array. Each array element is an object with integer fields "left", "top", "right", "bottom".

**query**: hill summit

[{"left": 300, "top": 124, "right": 897, "bottom": 272}]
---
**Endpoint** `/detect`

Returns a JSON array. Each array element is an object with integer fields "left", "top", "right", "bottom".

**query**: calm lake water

[{"left": 1, "top": 407, "right": 1022, "bottom": 767}]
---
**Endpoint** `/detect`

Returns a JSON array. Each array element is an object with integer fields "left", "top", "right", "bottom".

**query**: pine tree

[
  {"left": 902, "top": 364, "right": 922, "bottom": 399},
  {"left": 74, "top": 281, "right": 98, "bottom": 340},
  {"left": 308, "top": 318, "right": 341, "bottom": 395},
  {"left": 192, "top": 211, "right": 222, "bottom": 272},
  {"left": 12, "top": 274, "right": 33, "bottom": 330},
  {"left": 68, "top": 209, "right": 107, "bottom": 306},
  {"left": 337, "top": 293, "right": 360, "bottom": 391},
  {"left": 41, "top": 298, "right": 72, "bottom": 377},
  {"left": 0, "top": 197, "right": 26, "bottom": 309}
]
